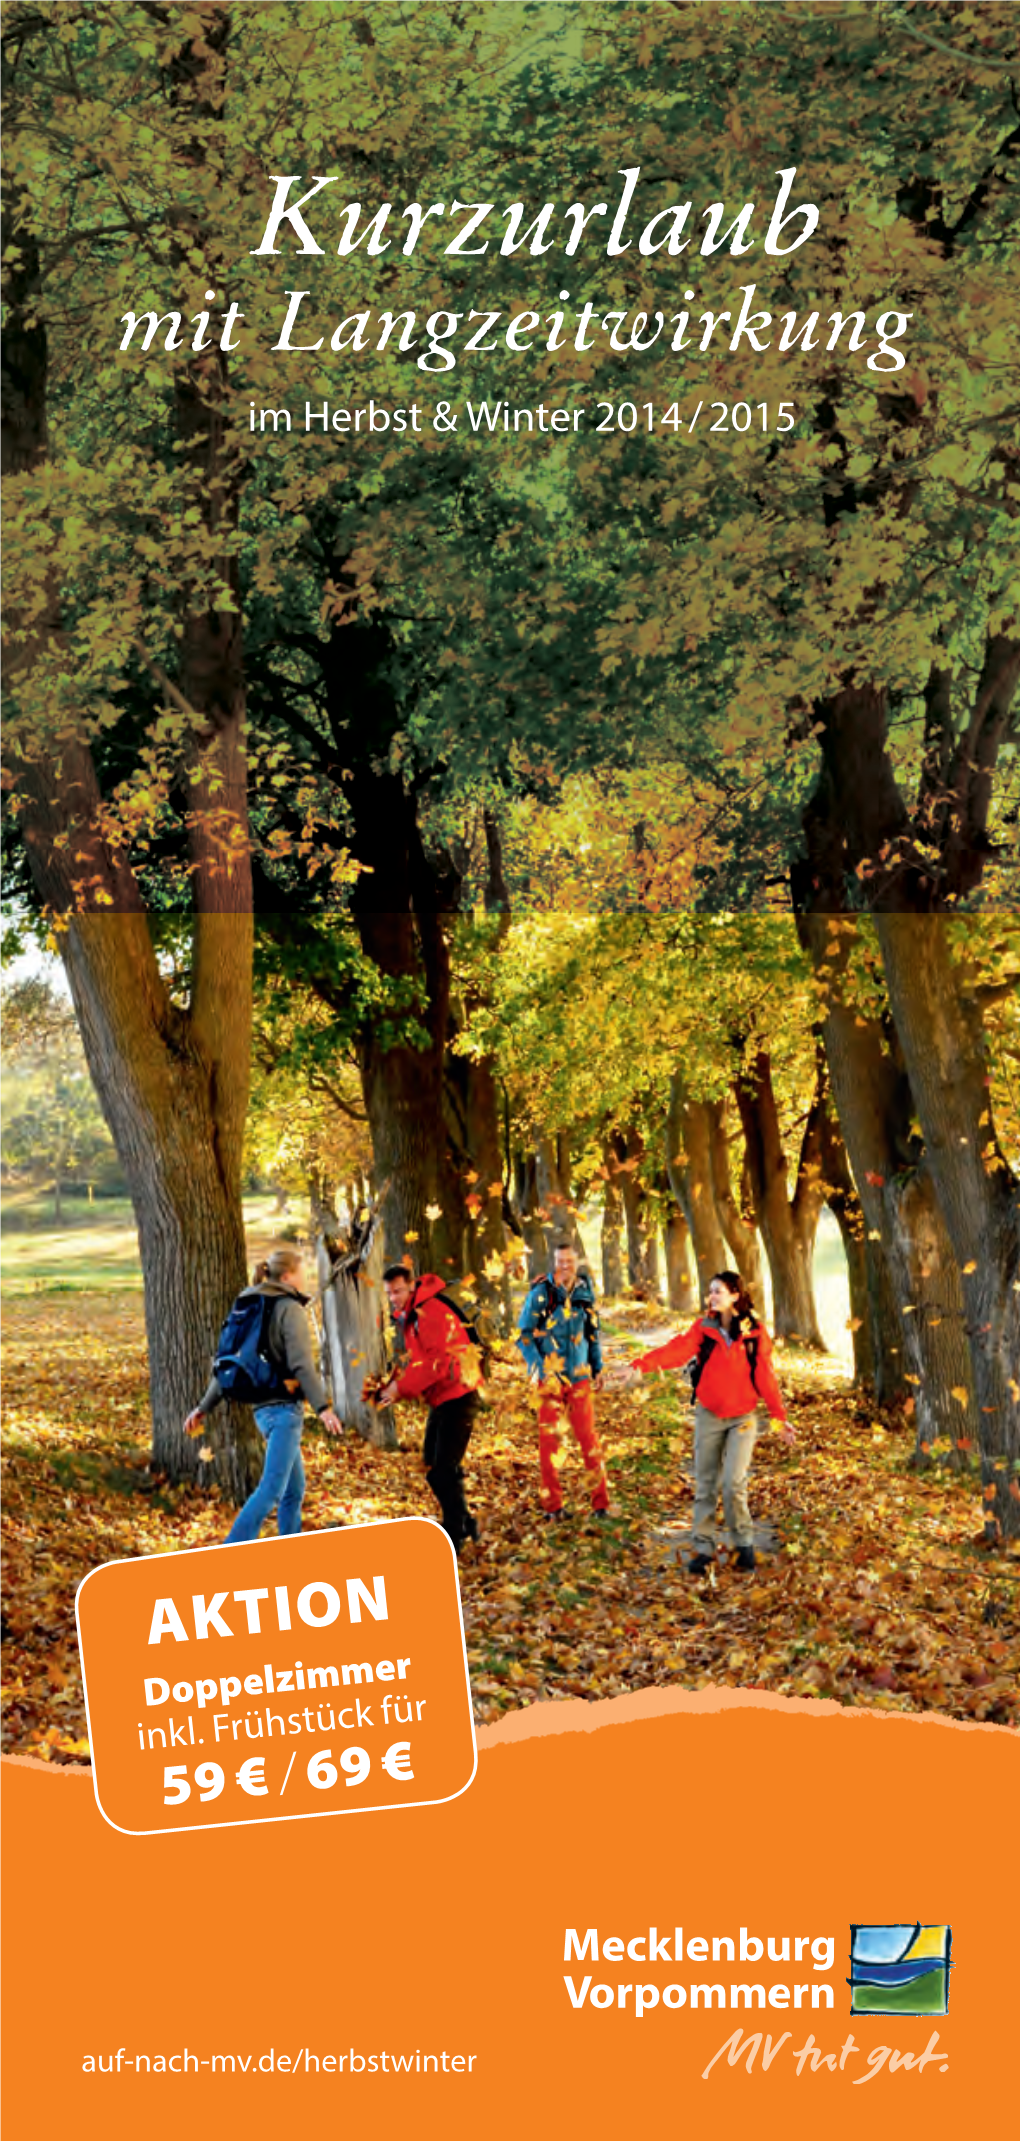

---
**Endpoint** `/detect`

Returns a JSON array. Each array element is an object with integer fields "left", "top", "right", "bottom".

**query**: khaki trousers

[{"left": 692, "top": 1403, "right": 758, "bottom": 1550}]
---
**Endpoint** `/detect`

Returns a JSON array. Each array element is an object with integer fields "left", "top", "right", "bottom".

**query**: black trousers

[{"left": 423, "top": 1393, "right": 478, "bottom": 1547}]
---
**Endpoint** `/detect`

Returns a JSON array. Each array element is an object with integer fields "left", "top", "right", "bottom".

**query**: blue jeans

[{"left": 226, "top": 1401, "right": 305, "bottom": 1543}]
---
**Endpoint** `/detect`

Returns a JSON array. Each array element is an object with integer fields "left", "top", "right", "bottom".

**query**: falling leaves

[{"left": 3, "top": 1296, "right": 1018, "bottom": 1762}]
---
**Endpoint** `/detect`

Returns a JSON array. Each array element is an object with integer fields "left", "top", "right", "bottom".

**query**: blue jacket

[{"left": 517, "top": 1271, "right": 602, "bottom": 1384}]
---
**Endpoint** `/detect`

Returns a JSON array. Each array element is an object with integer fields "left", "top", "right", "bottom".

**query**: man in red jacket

[
  {"left": 378, "top": 1266, "right": 481, "bottom": 1552},
  {"left": 619, "top": 1272, "right": 795, "bottom": 1574}
]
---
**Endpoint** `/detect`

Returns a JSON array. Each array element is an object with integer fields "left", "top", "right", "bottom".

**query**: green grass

[
  {"left": 0, "top": 1189, "right": 296, "bottom": 1296},
  {"left": 1, "top": 1189, "right": 143, "bottom": 1293},
  {"left": 0, "top": 1189, "right": 853, "bottom": 1366},
  {"left": 851, "top": 1971, "right": 948, "bottom": 2016}
]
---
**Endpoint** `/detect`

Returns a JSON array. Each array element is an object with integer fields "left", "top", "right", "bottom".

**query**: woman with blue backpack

[{"left": 184, "top": 1246, "right": 343, "bottom": 1541}]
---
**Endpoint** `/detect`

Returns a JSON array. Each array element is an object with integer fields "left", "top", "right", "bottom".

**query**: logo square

[{"left": 849, "top": 1924, "right": 952, "bottom": 2016}]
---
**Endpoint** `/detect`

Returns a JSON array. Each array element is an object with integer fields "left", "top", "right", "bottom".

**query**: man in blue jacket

[{"left": 517, "top": 1242, "right": 609, "bottom": 1521}]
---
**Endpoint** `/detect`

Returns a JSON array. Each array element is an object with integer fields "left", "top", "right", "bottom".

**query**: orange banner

[
  {"left": 75, "top": 1519, "right": 475, "bottom": 1833},
  {"left": 3, "top": 1692, "right": 1015, "bottom": 2140}
]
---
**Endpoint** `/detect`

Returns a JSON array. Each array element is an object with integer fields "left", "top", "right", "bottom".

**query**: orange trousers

[{"left": 538, "top": 1379, "right": 609, "bottom": 1513}]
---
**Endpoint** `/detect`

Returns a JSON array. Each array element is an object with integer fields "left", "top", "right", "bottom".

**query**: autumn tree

[
  {"left": 877, "top": 918, "right": 1020, "bottom": 1539},
  {"left": 2, "top": 0, "right": 519, "bottom": 1474},
  {"left": 466, "top": 915, "right": 838, "bottom": 1338},
  {"left": 2, "top": 2, "right": 258, "bottom": 1490},
  {"left": 0, "top": 976, "right": 116, "bottom": 1218},
  {"left": 6, "top": 0, "right": 1019, "bottom": 1520}
]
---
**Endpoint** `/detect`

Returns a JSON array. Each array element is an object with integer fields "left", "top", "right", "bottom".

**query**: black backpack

[
  {"left": 213, "top": 1294, "right": 287, "bottom": 1404},
  {"left": 687, "top": 1319, "right": 761, "bottom": 1404}
]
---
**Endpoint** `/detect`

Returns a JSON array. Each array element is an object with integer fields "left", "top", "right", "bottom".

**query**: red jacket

[
  {"left": 632, "top": 1315, "right": 787, "bottom": 1423},
  {"left": 392, "top": 1274, "right": 479, "bottom": 1409}
]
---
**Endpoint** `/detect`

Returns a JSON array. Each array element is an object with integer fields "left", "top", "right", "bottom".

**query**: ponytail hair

[
  {"left": 711, "top": 1269, "right": 758, "bottom": 1325},
  {"left": 253, "top": 1244, "right": 305, "bottom": 1286}
]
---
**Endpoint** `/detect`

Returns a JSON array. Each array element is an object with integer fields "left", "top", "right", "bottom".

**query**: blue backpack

[{"left": 213, "top": 1294, "right": 286, "bottom": 1405}]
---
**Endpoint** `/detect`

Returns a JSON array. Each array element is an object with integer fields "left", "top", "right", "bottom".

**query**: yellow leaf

[{"left": 950, "top": 1387, "right": 968, "bottom": 1405}]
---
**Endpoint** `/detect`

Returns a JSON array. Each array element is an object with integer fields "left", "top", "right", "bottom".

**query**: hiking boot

[
  {"left": 688, "top": 1552, "right": 714, "bottom": 1576},
  {"left": 592, "top": 1508, "right": 609, "bottom": 1521},
  {"left": 544, "top": 1508, "right": 566, "bottom": 1523},
  {"left": 734, "top": 1545, "right": 756, "bottom": 1572}
]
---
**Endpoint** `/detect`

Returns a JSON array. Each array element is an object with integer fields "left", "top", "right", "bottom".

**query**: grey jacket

[{"left": 198, "top": 1281, "right": 329, "bottom": 1416}]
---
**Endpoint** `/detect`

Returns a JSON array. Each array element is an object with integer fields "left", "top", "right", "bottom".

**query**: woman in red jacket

[{"left": 619, "top": 1271, "right": 795, "bottom": 1574}]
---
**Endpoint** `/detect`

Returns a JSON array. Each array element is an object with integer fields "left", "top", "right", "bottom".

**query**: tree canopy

[{"left": 3, "top": 3, "right": 1018, "bottom": 1532}]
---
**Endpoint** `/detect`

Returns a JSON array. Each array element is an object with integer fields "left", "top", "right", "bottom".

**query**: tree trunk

[
  {"left": 442, "top": 980, "right": 509, "bottom": 1330},
  {"left": 461, "top": 1051, "right": 510, "bottom": 1328},
  {"left": 513, "top": 1149, "right": 548, "bottom": 1278},
  {"left": 798, "top": 682, "right": 913, "bottom": 909},
  {"left": 798, "top": 916, "right": 977, "bottom": 1448},
  {"left": 511, "top": 1136, "right": 586, "bottom": 1277},
  {"left": 665, "top": 1077, "right": 728, "bottom": 1296},
  {"left": 734, "top": 1051, "right": 826, "bottom": 1347},
  {"left": 876, "top": 917, "right": 1020, "bottom": 1539},
  {"left": 536, "top": 1134, "right": 586, "bottom": 1258},
  {"left": 817, "top": 1095, "right": 904, "bottom": 1395},
  {"left": 307, "top": 1173, "right": 334, "bottom": 1233},
  {"left": 318, "top": 622, "right": 469, "bottom": 1281},
  {"left": 3, "top": 126, "right": 257, "bottom": 1495},
  {"left": 763, "top": 1217, "right": 822, "bottom": 1347},
  {"left": 862, "top": 1232, "right": 909, "bottom": 1409},
  {"left": 706, "top": 1096, "right": 763, "bottom": 1298},
  {"left": 346, "top": 1171, "right": 371, "bottom": 1220},
  {"left": 48, "top": 918, "right": 257, "bottom": 1492},
  {"left": 612, "top": 1127, "right": 659, "bottom": 1295},
  {"left": 831, "top": 1196, "right": 872, "bottom": 1384},
  {"left": 355, "top": 903, "right": 465, "bottom": 1280},
  {"left": 601, "top": 1156, "right": 625, "bottom": 1299},
  {"left": 12, "top": 840, "right": 257, "bottom": 1507},
  {"left": 315, "top": 1210, "right": 397, "bottom": 1450},
  {"left": 664, "top": 1202, "right": 695, "bottom": 1314},
  {"left": 816, "top": 1098, "right": 878, "bottom": 1387},
  {"left": 443, "top": 831, "right": 512, "bottom": 1325}
]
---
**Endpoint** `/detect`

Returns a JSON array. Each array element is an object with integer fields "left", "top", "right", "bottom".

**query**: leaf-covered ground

[{"left": 2, "top": 1295, "right": 1017, "bottom": 1761}]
